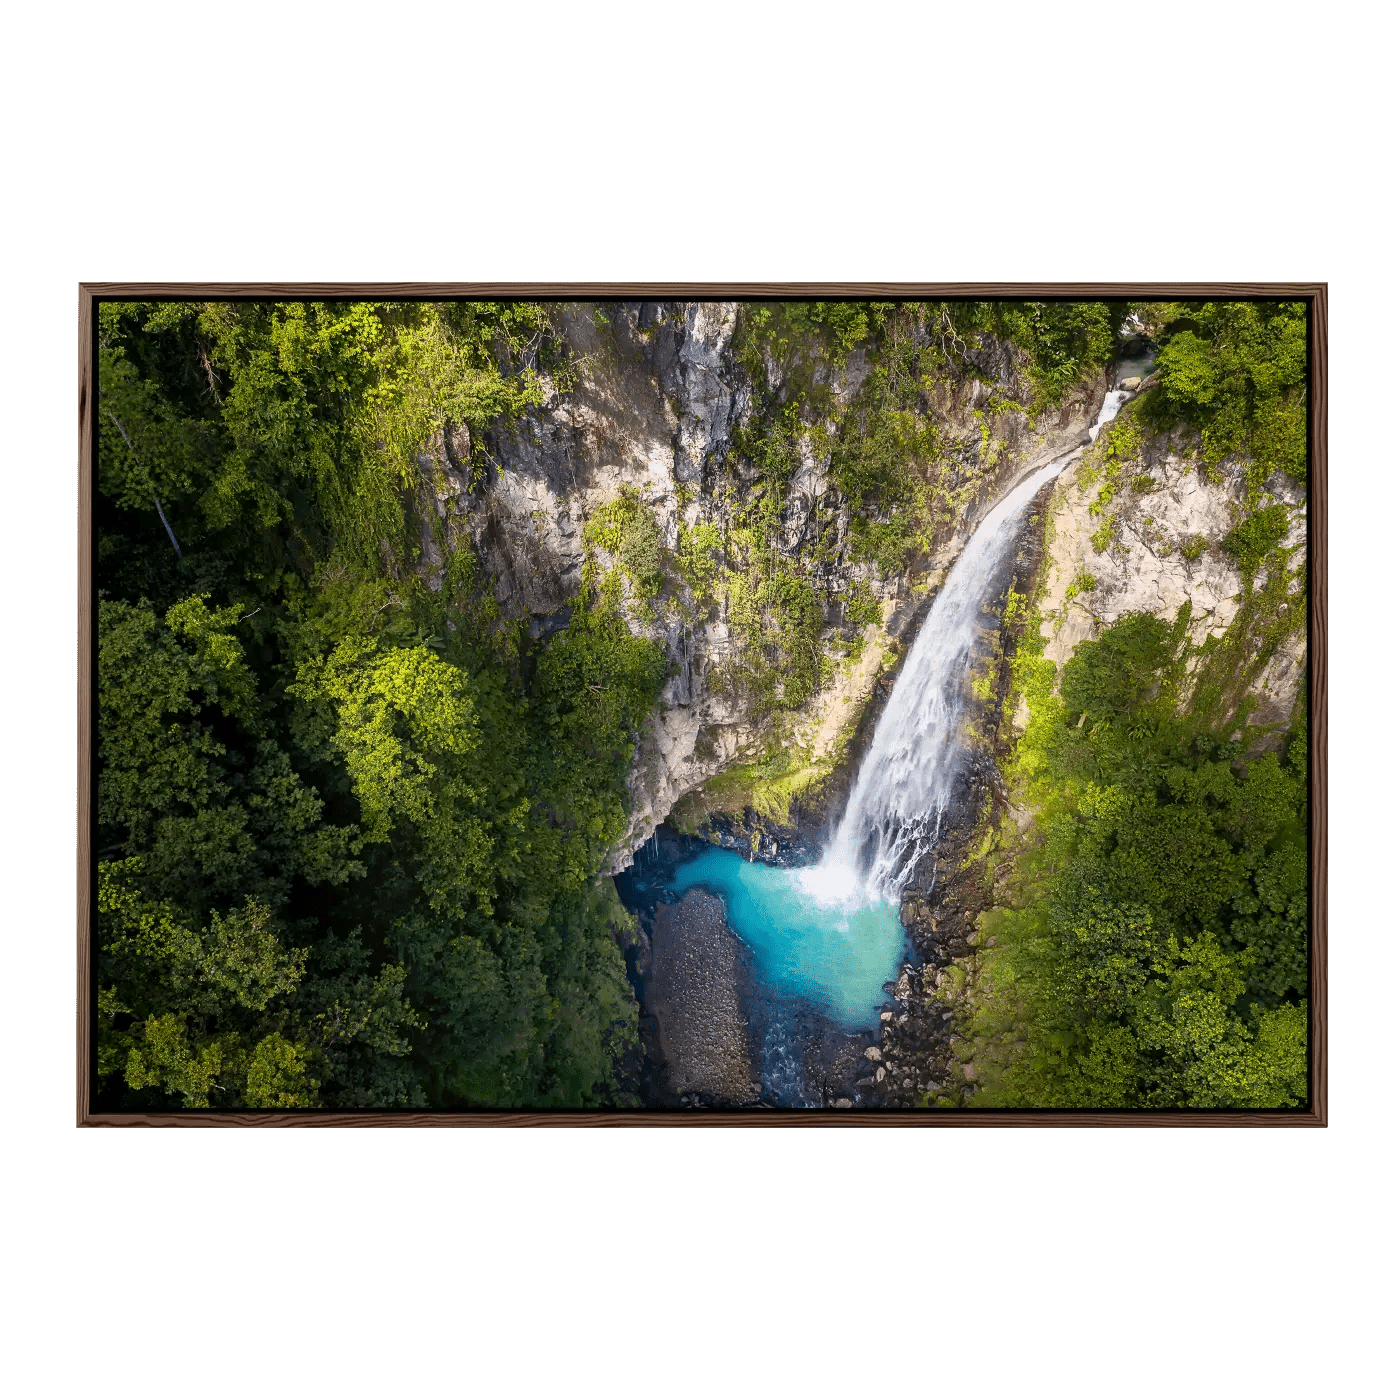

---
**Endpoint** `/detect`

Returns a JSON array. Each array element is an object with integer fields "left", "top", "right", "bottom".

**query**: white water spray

[{"left": 806, "top": 390, "right": 1127, "bottom": 905}]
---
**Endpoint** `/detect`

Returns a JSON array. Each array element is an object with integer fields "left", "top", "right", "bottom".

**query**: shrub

[
  {"left": 1064, "top": 569, "right": 1097, "bottom": 602},
  {"left": 584, "top": 487, "right": 665, "bottom": 599},
  {"left": 1221, "top": 504, "right": 1291, "bottom": 581}
]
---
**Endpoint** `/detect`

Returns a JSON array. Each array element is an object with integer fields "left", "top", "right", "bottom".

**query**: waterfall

[{"left": 805, "top": 390, "right": 1127, "bottom": 905}]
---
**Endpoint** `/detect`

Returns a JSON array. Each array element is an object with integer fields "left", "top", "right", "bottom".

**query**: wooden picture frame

[{"left": 78, "top": 282, "right": 1326, "bottom": 1126}]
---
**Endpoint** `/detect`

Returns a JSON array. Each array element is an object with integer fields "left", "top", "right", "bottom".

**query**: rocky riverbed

[{"left": 646, "top": 891, "right": 761, "bottom": 1106}]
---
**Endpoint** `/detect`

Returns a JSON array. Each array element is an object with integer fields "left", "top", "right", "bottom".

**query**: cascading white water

[
  {"left": 1089, "top": 389, "right": 1128, "bottom": 441},
  {"left": 805, "top": 389, "right": 1127, "bottom": 905}
]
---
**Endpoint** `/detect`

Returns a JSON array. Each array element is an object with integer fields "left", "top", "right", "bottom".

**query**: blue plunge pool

[{"left": 664, "top": 847, "right": 907, "bottom": 1031}]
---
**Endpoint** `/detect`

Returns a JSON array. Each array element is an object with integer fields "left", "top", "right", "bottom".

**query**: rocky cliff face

[
  {"left": 1035, "top": 404, "right": 1306, "bottom": 744},
  {"left": 415, "top": 301, "right": 1114, "bottom": 873}
]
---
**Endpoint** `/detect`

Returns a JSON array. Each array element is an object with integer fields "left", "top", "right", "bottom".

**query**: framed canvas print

[{"left": 78, "top": 284, "right": 1325, "bottom": 1125}]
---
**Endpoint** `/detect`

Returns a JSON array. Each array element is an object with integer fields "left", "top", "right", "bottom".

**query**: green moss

[
  {"left": 583, "top": 486, "right": 664, "bottom": 600},
  {"left": 1082, "top": 406, "right": 1146, "bottom": 520},
  {"left": 672, "top": 739, "right": 840, "bottom": 829},
  {"left": 716, "top": 407, "right": 833, "bottom": 712},
  {"left": 1221, "top": 503, "right": 1293, "bottom": 589},
  {"left": 674, "top": 517, "right": 722, "bottom": 595},
  {"left": 732, "top": 301, "right": 885, "bottom": 411},
  {"left": 845, "top": 579, "right": 883, "bottom": 630},
  {"left": 947, "top": 301, "right": 1118, "bottom": 416},
  {"left": 1189, "top": 548, "right": 1305, "bottom": 736}
]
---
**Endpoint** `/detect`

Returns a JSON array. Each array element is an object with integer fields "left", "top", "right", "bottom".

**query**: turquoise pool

[{"left": 665, "top": 847, "right": 907, "bottom": 1031}]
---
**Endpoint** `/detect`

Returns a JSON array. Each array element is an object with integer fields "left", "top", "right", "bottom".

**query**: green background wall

[{"left": 8, "top": 5, "right": 1388, "bottom": 1394}]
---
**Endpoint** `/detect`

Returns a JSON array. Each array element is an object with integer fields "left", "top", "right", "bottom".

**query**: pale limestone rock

[{"left": 1039, "top": 428, "right": 1306, "bottom": 732}]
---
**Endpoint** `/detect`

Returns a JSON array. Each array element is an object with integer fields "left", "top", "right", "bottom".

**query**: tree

[{"left": 95, "top": 300, "right": 660, "bottom": 1110}]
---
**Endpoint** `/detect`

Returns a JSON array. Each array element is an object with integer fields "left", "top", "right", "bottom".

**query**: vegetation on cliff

[
  {"left": 718, "top": 301, "right": 1122, "bottom": 708},
  {"left": 1144, "top": 299, "right": 1308, "bottom": 489},
  {"left": 678, "top": 298, "right": 1121, "bottom": 821}
]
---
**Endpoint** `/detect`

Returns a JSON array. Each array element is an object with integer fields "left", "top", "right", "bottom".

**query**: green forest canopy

[
  {"left": 95, "top": 301, "right": 663, "bottom": 1108},
  {"left": 965, "top": 604, "right": 1308, "bottom": 1109},
  {"left": 94, "top": 297, "right": 1308, "bottom": 1110}
]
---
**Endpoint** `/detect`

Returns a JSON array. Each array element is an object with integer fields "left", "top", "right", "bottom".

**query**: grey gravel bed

[{"left": 646, "top": 891, "right": 761, "bottom": 1105}]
